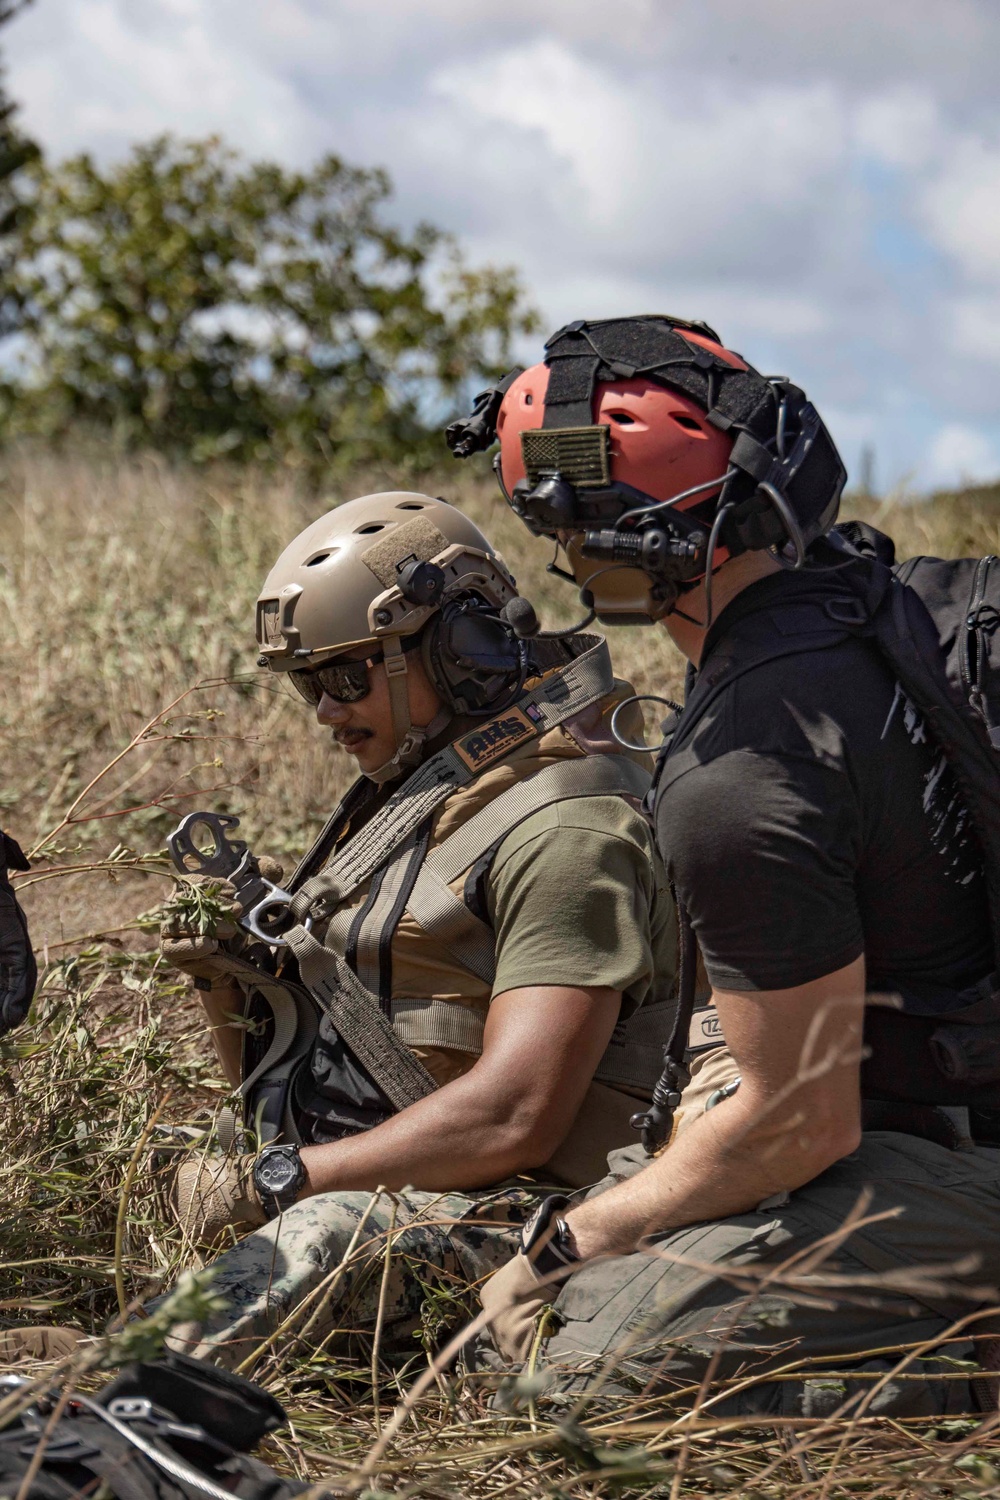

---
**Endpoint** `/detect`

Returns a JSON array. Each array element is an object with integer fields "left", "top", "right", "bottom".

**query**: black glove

[{"left": 0, "top": 830, "right": 37, "bottom": 1036}]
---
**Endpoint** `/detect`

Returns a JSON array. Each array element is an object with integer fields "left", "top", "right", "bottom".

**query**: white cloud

[
  {"left": 6, "top": 0, "right": 1000, "bottom": 489},
  {"left": 854, "top": 87, "right": 943, "bottom": 169},
  {"left": 920, "top": 137, "right": 1000, "bottom": 286},
  {"left": 925, "top": 423, "right": 1000, "bottom": 487},
  {"left": 6, "top": 0, "right": 328, "bottom": 162},
  {"left": 433, "top": 40, "right": 850, "bottom": 265},
  {"left": 944, "top": 296, "right": 1000, "bottom": 364}
]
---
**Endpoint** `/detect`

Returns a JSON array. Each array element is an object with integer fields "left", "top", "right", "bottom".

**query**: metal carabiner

[{"left": 166, "top": 811, "right": 309, "bottom": 948}]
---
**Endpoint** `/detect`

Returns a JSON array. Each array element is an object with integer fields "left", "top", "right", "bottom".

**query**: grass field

[{"left": 3, "top": 446, "right": 1000, "bottom": 1497}]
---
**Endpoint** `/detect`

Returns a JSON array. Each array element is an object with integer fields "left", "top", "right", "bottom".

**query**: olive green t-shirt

[{"left": 487, "top": 793, "right": 677, "bottom": 1014}]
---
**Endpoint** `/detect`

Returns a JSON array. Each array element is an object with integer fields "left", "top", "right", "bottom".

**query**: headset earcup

[
  {"left": 420, "top": 614, "right": 457, "bottom": 709},
  {"left": 424, "top": 600, "right": 521, "bottom": 712},
  {"left": 447, "top": 611, "right": 521, "bottom": 673}
]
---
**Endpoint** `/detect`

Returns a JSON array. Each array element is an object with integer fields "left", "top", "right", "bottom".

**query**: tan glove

[
  {"left": 479, "top": 1252, "right": 559, "bottom": 1365},
  {"left": 159, "top": 858, "right": 285, "bottom": 987},
  {"left": 170, "top": 1154, "right": 268, "bottom": 1246},
  {"left": 0, "top": 1325, "right": 87, "bottom": 1363}
]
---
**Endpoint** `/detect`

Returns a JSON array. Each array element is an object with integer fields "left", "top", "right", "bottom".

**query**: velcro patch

[
  {"left": 687, "top": 1004, "right": 724, "bottom": 1054},
  {"left": 360, "top": 516, "right": 451, "bottom": 588},
  {"left": 454, "top": 708, "right": 537, "bottom": 772}
]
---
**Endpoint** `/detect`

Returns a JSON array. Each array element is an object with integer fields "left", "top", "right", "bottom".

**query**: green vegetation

[
  {"left": 5, "top": 451, "right": 1000, "bottom": 1495},
  {"left": 0, "top": 0, "right": 37, "bottom": 341},
  {"left": 0, "top": 136, "right": 536, "bottom": 468}
]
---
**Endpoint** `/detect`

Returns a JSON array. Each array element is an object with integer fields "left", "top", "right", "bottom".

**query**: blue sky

[{"left": 6, "top": 0, "right": 1000, "bottom": 492}]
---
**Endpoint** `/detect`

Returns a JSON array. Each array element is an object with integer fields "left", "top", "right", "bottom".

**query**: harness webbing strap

[
  {"left": 401, "top": 755, "right": 650, "bottom": 984},
  {"left": 596, "top": 999, "right": 681, "bottom": 1093},
  {"left": 285, "top": 927, "right": 437, "bottom": 1111},
  {"left": 350, "top": 824, "right": 429, "bottom": 1004},
  {"left": 379, "top": 992, "right": 680, "bottom": 1095},
  {"left": 404, "top": 863, "right": 497, "bottom": 983},
  {"left": 184, "top": 950, "right": 317, "bottom": 1145},
  {"left": 389, "top": 996, "right": 489, "bottom": 1055},
  {"left": 423, "top": 754, "right": 651, "bottom": 886},
  {"left": 302, "top": 634, "right": 613, "bottom": 907}
]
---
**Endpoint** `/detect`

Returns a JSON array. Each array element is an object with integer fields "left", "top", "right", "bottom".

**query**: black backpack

[
  {"left": 836, "top": 522, "right": 1000, "bottom": 962},
  {"left": 634, "top": 521, "right": 1000, "bottom": 1151},
  {"left": 0, "top": 1354, "right": 307, "bottom": 1500}
]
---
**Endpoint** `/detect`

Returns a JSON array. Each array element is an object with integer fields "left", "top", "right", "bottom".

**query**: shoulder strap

[
  {"left": 288, "top": 775, "right": 379, "bottom": 893},
  {"left": 425, "top": 753, "right": 649, "bottom": 886},
  {"left": 404, "top": 754, "right": 650, "bottom": 983},
  {"left": 297, "top": 633, "right": 615, "bottom": 912},
  {"left": 284, "top": 926, "right": 437, "bottom": 1112}
]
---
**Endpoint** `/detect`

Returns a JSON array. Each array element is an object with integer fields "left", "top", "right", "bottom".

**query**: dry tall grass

[{"left": 3, "top": 447, "right": 1000, "bottom": 1498}]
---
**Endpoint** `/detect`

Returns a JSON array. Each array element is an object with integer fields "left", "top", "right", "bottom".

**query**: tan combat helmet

[{"left": 256, "top": 492, "right": 519, "bottom": 782}]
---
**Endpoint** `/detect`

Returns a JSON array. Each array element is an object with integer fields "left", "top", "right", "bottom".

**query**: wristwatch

[
  {"left": 252, "top": 1144, "right": 307, "bottom": 1217},
  {"left": 520, "top": 1194, "right": 580, "bottom": 1278}
]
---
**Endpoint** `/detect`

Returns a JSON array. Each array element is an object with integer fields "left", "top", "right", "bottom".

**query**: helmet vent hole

[
  {"left": 396, "top": 502, "right": 425, "bottom": 510},
  {"left": 609, "top": 411, "right": 635, "bottom": 426},
  {"left": 524, "top": 393, "right": 533, "bottom": 405},
  {"left": 305, "top": 551, "right": 332, "bottom": 567},
  {"left": 356, "top": 523, "right": 385, "bottom": 534},
  {"left": 672, "top": 415, "right": 703, "bottom": 432}
]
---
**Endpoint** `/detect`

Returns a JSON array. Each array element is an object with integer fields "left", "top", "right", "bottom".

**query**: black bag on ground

[{"left": 0, "top": 1353, "right": 307, "bottom": 1500}]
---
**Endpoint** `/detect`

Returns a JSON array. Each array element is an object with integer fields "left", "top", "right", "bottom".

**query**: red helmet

[
  {"left": 497, "top": 336, "right": 744, "bottom": 505},
  {"left": 446, "top": 315, "right": 846, "bottom": 625}
]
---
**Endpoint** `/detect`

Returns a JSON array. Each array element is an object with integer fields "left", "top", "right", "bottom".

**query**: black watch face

[{"left": 256, "top": 1149, "right": 300, "bottom": 1197}]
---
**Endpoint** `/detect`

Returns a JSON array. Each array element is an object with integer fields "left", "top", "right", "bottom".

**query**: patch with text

[
  {"left": 687, "top": 1005, "right": 723, "bottom": 1055},
  {"left": 454, "top": 707, "right": 537, "bottom": 772}
]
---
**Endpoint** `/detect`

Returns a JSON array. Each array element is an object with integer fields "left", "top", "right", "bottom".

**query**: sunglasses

[{"left": 288, "top": 639, "right": 420, "bottom": 707}]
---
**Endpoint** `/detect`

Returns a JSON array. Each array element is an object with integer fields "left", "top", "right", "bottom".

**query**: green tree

[
  {"left": 0, "top": 0, "right": 37, "bottom": 339},
  {"left": 3, "top": 135, "right": 537, "bottom": 466}
]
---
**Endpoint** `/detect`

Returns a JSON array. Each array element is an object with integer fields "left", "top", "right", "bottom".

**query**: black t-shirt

[{"left": 655, "top": 570, "right": 993, "bottom": 997}]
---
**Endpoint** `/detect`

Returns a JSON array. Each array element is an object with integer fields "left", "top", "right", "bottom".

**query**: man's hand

[
  {"left": 159, "top": 875, "right": 242, "bottom": 987},
  {"left": 159, "top": 858, "right": 284, "bottom": 1088},
  {"left": 159, "top": 857, "right": 285, "bottom": 985},
  {"left": 0, "top": 831, "right": 37, "bottom": 1037},
  {"left": 171, "top": 1154, "right": 268, "bottom": 1245},
  {"left": 480, "top": 1252, "right": 557, "bottom": 1364}
]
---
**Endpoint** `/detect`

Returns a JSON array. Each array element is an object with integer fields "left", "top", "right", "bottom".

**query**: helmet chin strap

[{"left": 366, "top": 636, "right": 453, "bottom": 785}]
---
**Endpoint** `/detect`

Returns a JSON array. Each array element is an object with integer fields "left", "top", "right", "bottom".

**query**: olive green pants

[
  {"left": 168, "top": 1183, "right": 542, "bottom": 1371},
  {"left": 522, "top": 1134, "right": 1000, "bottom": 1418}
]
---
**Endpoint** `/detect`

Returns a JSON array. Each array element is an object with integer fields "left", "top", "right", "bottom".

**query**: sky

[{"left": 6, "top": 0, "right": 1000, "bottom": 492}]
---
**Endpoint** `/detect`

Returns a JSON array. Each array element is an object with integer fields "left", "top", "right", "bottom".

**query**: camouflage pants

[
  {"left": 169, "top": 1183, "right": 542, "bottom": 1371},
  {"left": 512, "top": 1134, "right": 1000, "bottom": 1418}
]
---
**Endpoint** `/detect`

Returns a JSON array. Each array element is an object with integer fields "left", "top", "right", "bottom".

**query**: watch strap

[{"left": 520, "top": 1193, "right": 579, "bottom": 1279}]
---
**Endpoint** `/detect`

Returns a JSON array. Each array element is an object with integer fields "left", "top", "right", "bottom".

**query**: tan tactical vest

[{"left": 233, "top": 640, "right": 678, "bottom": 1187}]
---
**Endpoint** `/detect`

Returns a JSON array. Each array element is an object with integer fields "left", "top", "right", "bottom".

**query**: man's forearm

[
  {"left": 566, "top": 1089, "right": 856, "bottom": 1258},
  {"left": 299, "top": 1070, "right": 550, "bottom": 1196}
]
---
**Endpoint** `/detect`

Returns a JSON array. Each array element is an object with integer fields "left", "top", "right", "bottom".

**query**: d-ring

[{"left": 610, "top": 694, "right": 684, "bottom": 754}]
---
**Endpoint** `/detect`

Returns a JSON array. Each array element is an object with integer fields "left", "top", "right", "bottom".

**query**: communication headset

[{"left": 395, "top": 556, "right": 530, "bottom": 716}]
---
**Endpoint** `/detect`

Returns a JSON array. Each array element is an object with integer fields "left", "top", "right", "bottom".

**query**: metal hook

[{"left": 610, "top": 694, "right": 684, "bottom": 755}]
